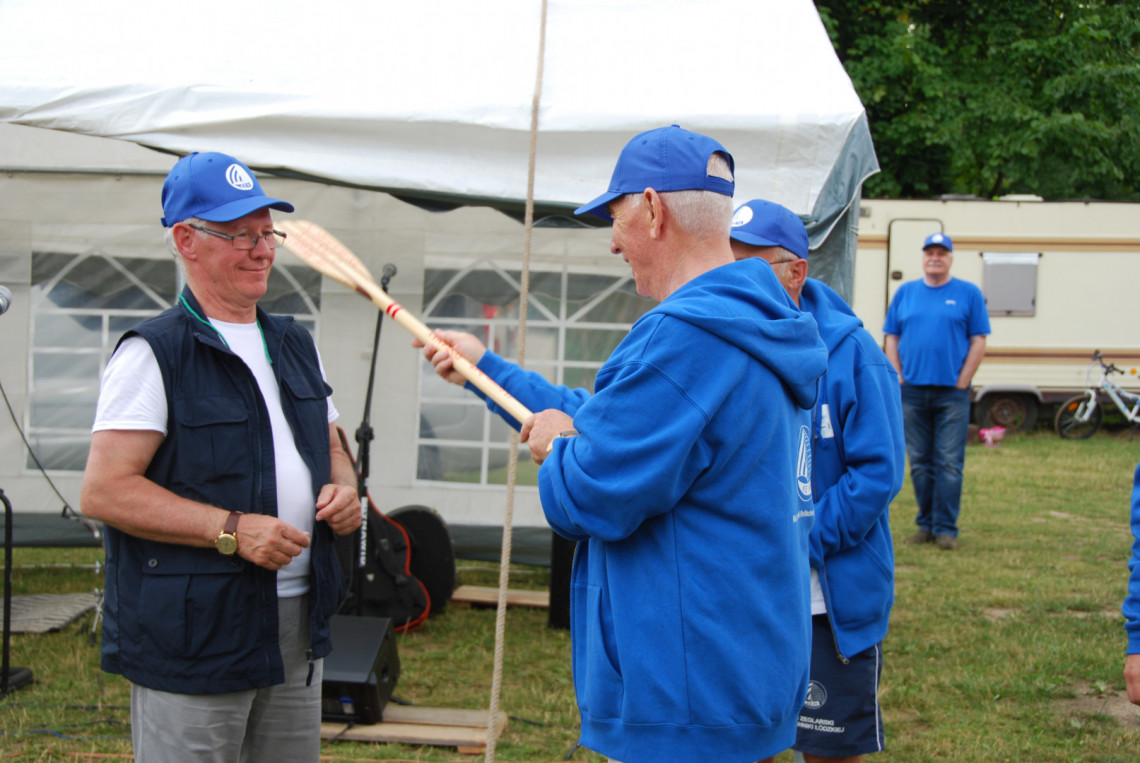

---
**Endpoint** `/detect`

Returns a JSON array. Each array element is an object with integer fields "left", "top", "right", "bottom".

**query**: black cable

[
  {"left": 0, "top": 374, "right": 102, "bottom": 539},
  {"left": 0, "top": 375, "right": 73, "bottom": 511}
]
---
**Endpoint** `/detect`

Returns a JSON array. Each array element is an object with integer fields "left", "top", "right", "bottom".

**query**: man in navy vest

[{"left": 81, "top": 152, "right": 361, "bottom": 762}]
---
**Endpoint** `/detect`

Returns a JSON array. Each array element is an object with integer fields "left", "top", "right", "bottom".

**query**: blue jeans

[{"left": 900, "top": 385, "right": 971, "bottom": 537}]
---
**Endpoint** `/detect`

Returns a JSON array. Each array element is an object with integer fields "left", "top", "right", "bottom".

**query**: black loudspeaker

[
  {"left": 321, "top": 615, "right": 400, "bottom": 725},
  {"left": 548, "top": 532, "right": 574, "bottom": 631}
]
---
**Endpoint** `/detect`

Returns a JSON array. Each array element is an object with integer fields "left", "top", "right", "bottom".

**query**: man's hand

[
  {"left": 232, "top": 513, "right": 311, "bottom": 571},
  {"left": 316, "top": 482, "right": 362, "bottom": 536},
  {"left": 413, "top": 330, "right": 488, "bottom": 386},
  {"left": 521, "top": 409, "right": 576, "bottom": 466}
]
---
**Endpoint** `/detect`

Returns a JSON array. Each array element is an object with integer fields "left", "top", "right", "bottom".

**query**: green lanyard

[{"left": 179, "top": 294, "right": 272, "bottom": 365}]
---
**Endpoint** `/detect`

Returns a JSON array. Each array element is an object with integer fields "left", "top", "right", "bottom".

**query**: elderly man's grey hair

[
  {"left": 163, "top": 217, "right": 207, "bottom": 260},
  {"left": 626, "top": 152, "right": 734, "bottom": 238}
]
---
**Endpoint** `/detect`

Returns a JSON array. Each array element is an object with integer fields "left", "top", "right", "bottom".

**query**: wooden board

[
  {"left": 321, "top": 705, "right": 507, "bottom": 754},
  {"left": 450, "top": 585, "right": 549, "bottom": 609}
]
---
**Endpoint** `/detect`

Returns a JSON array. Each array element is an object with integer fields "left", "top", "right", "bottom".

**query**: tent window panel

[
  {"left": 564, "top": 328, "right": 627, "bottom": 363},
  {"left": 261, "top": 265, "right": 321, "bottom": 318},
  {"left": 29, "top": 387, "right": 98, "bottom": 431},
  {"left": 25, "top": 432, "right": 91, "bottom": 472},
  {"left": 563, "top": 366, "right": 599, "bottom": 392},
  {"left": 32, "top": 351, "right": 101, "bottom": 389},
  {"left": 36, "top": 255, "right": 175, "bottom": 310},
  {"left": 573, "top": 278, "right": 653, "bottom": 324},
  {"left": 25, "top": 252, "right": 321, "bottom": 474},
  {"left": 486, "top": 449, "right": 538, "bottom": 487},
  {"left": 35, "top": 313, "right": 103, "bottom": 349},
  {"left": 420, "top": 400, "right": 486, "bottom": 444},
  {"left": 416, "top": 260, "right": 640, "bottom": 485},
  {"left": 417, "top": 443, "right": 486, "bottom": 483},
  {"left": 484, "top": 326, "right": 559, "bottom": 365}
]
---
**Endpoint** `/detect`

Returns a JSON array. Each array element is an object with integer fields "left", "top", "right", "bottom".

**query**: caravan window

[
  {"left": 416, "top": 261, "right": 652, "bottom": 486},
  {"left": 982, "top": 252, "right": 1040, "bottom": 317},
  {"left": 26, "top": 252, "right": 321, "bottom": 472}
]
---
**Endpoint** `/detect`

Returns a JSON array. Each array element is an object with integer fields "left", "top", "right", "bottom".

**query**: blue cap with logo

[
  {"left": 161, "top": 152, "right": 294, "bottom": 227},
  {"left": 730, "top": 199, "right": 809, "bottom": 259},
  {"left": 923, "top": 232, "right": 953, "bottom": 252},
  {"left": 574, "top": 125, "right": 735, "bottom": 221}
]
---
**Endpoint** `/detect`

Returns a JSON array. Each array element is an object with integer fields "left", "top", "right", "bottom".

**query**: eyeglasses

[
  {"left": 765, "top": 258, "right": 802, "bottom": 266},
  {"left": 189, "top": 224, "right": 287, "bottom": 250}
]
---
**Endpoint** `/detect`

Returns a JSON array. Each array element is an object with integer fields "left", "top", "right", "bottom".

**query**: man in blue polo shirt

[{"left": 884, "top": 233, "right": 990, "bottom": 551}]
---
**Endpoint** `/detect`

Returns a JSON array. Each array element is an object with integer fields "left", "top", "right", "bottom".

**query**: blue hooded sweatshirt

[
  {"left": 1123, "top": 461, "right": 1140, "bottom": 654},
  {"left": 800, "top": 278, "right": 905, "bottom": 660},
  {"left": 472, "top": 257, "right": 828, "bottom": 763}
]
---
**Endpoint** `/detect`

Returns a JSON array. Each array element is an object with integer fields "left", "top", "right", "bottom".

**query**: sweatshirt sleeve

[
  {"left": 466, "top": 351, "right": 593, "bottom": 430},
  {"left": 538, "top": 358, "right": 712, "bottom": 543},
  {"left": 808, "top": 343, "right": 905, "bottom": 566},
  {"left": 1124, "top": 461, "right": 1140, "bottom": 654}
]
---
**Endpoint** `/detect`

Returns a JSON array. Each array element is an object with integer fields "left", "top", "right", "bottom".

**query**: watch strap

[{"left": 223, "top": 511, "right": 242, "bottom": 535}]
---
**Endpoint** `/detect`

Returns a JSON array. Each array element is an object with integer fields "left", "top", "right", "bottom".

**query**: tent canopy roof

[{"left": 0, "top": 0, "right": 875, "bottom": 232}]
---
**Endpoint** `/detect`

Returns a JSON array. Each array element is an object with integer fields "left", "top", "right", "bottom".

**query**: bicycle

[{"left": 1054, "top": 351, "right": 1140, "bottom": 440}]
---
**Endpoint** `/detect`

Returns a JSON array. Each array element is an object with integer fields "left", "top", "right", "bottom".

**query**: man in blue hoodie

[
  {"left": 417, "top": 126, "right": 828, "bottom": 763},
  {"left": 1123, "top": 460, "right": 1140, "bottom": 705},
  {"left": 730, "top": 199, "right": 905, "bottom": 763}
]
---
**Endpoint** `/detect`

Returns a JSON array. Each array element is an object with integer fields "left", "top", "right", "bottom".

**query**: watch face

[{"left": 216, "top": 534, "right": 238, "bottom": 555}]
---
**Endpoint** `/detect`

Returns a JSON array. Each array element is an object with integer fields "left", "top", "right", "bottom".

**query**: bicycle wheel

[{"left": 1054, "top": 395, "right": 1103, "bottom": 439}]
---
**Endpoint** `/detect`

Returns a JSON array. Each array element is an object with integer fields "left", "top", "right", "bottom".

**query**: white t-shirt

[{"left": 93, "top": 324, "right": 339, "bottom": 598}]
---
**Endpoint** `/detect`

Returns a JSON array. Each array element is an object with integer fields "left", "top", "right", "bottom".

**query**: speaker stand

[{"left": 1, "top": 489, "right": 33, "bottom": 698}]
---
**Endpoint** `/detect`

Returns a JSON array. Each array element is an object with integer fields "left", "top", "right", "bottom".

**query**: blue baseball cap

[
  {"left": 923, "top": 232, "right": 953, "bottom": 251},
  {"left": 730, "top": 199, "right": 809, "bottom": 259},
  {"left": 161, "top": 152, "right": 294, "bottom": 227},
  {"left": 574, "top": 125, "right": 735, "bottom": 221}
]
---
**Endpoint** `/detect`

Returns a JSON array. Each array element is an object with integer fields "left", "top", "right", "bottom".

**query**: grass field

[{"left": 2, "top": 426, "right": 1140, "bottom": 761}]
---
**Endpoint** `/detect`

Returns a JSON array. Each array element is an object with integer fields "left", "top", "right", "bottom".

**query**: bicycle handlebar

[{"left": 1091, "top": 350, "right": 1124, "bottom": 375}]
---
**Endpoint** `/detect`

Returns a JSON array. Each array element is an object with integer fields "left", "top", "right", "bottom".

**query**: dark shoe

[
  {"left": 906, "top": 529, "right": 935, "bottom": 544},
  {"left": 936, "top": 535, "right": 958, "bottom": 551}
]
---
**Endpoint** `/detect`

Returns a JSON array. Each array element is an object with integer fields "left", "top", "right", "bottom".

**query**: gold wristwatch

[{"left": 214, "top": 511, "right": 242, "bottom": 556}]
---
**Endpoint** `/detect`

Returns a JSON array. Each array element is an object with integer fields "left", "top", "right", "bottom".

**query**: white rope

[{"left": 484, "top": 0, "right": 548, "bottom": 759}]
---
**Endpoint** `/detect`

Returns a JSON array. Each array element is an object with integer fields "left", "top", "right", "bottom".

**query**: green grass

[{"left": 3, "top": 428, "right": 1140, "bottom": 760}]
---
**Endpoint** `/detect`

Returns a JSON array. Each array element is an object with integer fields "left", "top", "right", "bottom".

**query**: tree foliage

[{"left": 815, "top": 0, "right": 1140, "bottom": 200}]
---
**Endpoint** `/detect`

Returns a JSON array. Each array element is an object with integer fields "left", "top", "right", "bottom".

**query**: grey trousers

[{"left": 130, "top": 594, "right": 324, "bottom": 763}]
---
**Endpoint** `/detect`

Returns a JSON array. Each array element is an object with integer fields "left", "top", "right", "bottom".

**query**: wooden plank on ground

[
  {"left": 450, "top": 584, "right": 549, "bottom": 609},
  {"left": 321, "top": 705, "right": 507, "bottom": 754}
]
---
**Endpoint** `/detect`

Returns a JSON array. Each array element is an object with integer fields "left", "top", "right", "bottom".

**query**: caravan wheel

[{"left": 975, "top": 393, "right": 1038, "bottom": 431}]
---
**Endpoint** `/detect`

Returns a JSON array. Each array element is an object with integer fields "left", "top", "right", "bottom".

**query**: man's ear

[
  {"left": 642, "top": 188, "right": 665, "bottom": 240},
  {"left": 172, "top": 223, "right": 198, "bottom": 261},
  {"left": 790, "top": 258, "right": 810, "bottom": 287}
]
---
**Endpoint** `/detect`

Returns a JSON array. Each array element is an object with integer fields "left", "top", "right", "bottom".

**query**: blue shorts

[{"left": 794, "top": 615, "right": 885, "bottom": 757}]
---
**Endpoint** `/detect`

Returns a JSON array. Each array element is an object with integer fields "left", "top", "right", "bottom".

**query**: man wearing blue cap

[
  {"left": 731, "top": 199, "right": 905, "bottom": 763},
  {"left": 417, "top": 126, "right": 828, "bottom": 763},
  {"left": 883, "top": 233, "right": 989, "bottom": 550},
  {"left": 80, "top": 152, "right": 361, "bottom": 761}
]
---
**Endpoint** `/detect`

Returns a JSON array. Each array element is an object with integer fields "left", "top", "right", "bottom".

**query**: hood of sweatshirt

[
  {"left": 799, "top": 277, "right": 863, "bottom": 354},
  {"left": 653, "top": 257, "right": 827, "bottom": 410}
]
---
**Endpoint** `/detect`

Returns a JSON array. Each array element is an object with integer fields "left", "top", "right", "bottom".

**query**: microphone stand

[
  {"left": 351, "top": 265, "right": 397, "bottom": 615},
  {"left": 1, "top": 488, "right": 34, "bottom": 697}
]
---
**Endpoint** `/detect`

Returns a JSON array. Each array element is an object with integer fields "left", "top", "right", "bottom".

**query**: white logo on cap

[
  {"left": 225, "top": 164, "right": 255, "bottom": 191},
  {"left": 931, "top": 234, "right": 945, "bottom": 244},
  {"left": 731, "top": 205, "right": 754, "bottom": 227}
]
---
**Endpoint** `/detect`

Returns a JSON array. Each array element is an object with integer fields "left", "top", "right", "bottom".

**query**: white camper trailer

[{"left": 851, "top": 197, "right": 1140, "bottom": 431}]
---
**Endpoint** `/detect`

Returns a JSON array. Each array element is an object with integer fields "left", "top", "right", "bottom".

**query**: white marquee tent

[{"left": 0, "top": 0, "right": 877, "bottom": 562}]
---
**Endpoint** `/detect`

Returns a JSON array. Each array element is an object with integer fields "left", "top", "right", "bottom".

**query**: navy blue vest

[{"left": 99, "top": 287, "right": 344, "bottom": 694}]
